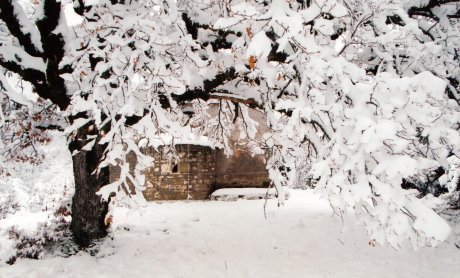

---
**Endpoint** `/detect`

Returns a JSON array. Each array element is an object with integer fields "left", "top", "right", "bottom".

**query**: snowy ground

[{"left": 1, "top": 190, "right": 459, "bottom": 278}]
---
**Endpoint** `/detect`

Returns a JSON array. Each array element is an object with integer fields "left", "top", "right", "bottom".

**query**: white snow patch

[
  {"left": 1, "top": 190, "right": 459, "bottom": 276},
  {"left": 246, "top": 32, "right": 272, "bottom": 61},
  {"left": 63, "top": 4, "right": 84, "bottom": 26},
  {"left": 211, "top": 187, "right": 289, "bottom": 200}
]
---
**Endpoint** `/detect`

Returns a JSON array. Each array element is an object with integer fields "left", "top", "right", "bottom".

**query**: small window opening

[{"left": 171, "top": 163, "right": 178, "bottom": 173}]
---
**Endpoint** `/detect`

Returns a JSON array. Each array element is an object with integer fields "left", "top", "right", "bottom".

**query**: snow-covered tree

[
  {"left": 178, "top": 0, "right": 460, "bottom": 248},
  {"left": 0, "top": 0, "right": 263, "bottom": 246},
  {"left": 1, "top": 0, "right": 459, "bottom": 249}
]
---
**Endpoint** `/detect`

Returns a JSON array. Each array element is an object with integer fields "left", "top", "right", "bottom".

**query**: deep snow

[{"left": 1, "top": 190, "right": 459, "bottom": 278}]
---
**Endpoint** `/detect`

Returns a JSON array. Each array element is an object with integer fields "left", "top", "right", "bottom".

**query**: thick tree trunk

[{"left": 69, "top": 123, "right": 110, "bottom": 247}]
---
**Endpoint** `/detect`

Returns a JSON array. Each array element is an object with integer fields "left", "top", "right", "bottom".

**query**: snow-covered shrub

[
  {"left": 4, "top": 213, "right": 70, "bottom": 265},
  {"left": 0, "top": 132, "right": 74, "bottom": 264},
  {"left": 0, "top": 190, "right": 20, "bottom": 219}
]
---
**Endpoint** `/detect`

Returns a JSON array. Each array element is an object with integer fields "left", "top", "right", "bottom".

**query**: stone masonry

[{"left": 109, "top": 144, "right": 270, "bottom": 201}]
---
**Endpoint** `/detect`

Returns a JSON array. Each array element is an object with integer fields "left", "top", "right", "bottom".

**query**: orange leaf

[
  {"left": 104, "top": 215, "right": 113, "bottom": 227},
  {"left": 246, "top": 27, "right": 253, "bottom": 39},
  {"left": 249, "top": 55, "right": 256, "bottom": 70},
  {"left": 276, "top": 72, "right": 284, "bottom": 80}
]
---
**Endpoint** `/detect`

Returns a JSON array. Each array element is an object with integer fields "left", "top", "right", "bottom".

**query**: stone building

[
  {"left": 139, "top": 144, "right": 269, "bottom": 200},
  {"left": 110, "top": 105, "right": 271, "bottom": 201}
]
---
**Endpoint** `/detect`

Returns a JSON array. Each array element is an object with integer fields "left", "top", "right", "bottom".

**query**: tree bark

[{"left": 69, "top": 122, "right": 110, "bottom": 247}]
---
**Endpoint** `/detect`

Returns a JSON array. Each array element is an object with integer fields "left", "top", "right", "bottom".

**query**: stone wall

[
  {"left": 215, "top": 148, "right": 269, "bottom": 189},
  {"left": 109, "top": 144, "right": 270, "bottom": 201},
  {"left": 143, "top": 145, "right": 215, "bottom": 200}
]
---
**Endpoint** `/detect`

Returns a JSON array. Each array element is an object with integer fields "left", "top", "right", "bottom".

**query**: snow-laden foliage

[
  {"left": 64, "top": 0, "right": 265, "bottom": 205},
  {"left": 183, "top": 0, "right": 460, "bottom": 248},
  {"left": 64, "top": 0, "right": 207, "bottom": 204},
  {"left": 0, "top": 90, "right": 62, "bottom": 168},
  {"left": 0, "top": 0, "right": 69, "bottom": 166}
]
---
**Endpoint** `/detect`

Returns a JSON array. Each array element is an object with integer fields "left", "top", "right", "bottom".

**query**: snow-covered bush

[
  {"left": 0, "top": 132, "right": 73, "bottom": 264},
  {"left": 3, "top": 213, "right": 70, "bottom": 265}
]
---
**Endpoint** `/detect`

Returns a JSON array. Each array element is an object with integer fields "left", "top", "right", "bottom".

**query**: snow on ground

[
  {"left": 210, "top": 187, "right": 289, "bottom": 200},
  {"left": 1, "top": 190, "right": 459, "bottom": 278}
]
